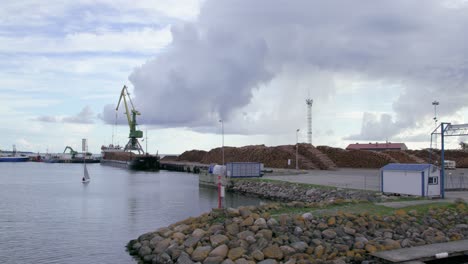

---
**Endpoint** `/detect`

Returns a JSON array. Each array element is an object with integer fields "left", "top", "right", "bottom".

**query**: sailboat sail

[{"left": 83, "top": 163, "right": 90, "bottom": 182}]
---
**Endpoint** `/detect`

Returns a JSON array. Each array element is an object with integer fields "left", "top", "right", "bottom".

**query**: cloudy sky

[{"left": 2, "top": 0, "right": 468, "bottom": 154}]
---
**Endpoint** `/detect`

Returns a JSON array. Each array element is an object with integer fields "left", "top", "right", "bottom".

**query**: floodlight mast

[{"left": 306, "top": 98, "right": 313, "bottom": 145}]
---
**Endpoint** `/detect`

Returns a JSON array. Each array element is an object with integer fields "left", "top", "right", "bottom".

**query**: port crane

[
  {"left": 63, "top": 146, "right": 78, "bottom": 158},
  {"left": 116, "top": 85, "right": 144, "bottom": 154}
]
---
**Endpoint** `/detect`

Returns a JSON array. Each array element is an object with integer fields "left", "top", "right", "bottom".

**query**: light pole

[
  {"left": 219, "top": 119, "right": 224, "bottom": 165},
  {"left": 432, "top": 101, "right": 439, "bottom": 149},
  {"left": 296, "top": 129, "right": 300, "bottom": 170}
]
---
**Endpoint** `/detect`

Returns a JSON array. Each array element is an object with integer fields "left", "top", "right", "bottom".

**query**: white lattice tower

[{"left": 306, "top": 98, "right": 313, "bottom": 144}]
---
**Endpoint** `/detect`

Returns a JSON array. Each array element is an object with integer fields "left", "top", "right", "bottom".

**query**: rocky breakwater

[
  {"left": 127, "top": 201, "right": 467, "bottom": 264},
  {"left": 229, "top": 180, "right": 389, "bottom": 203}
]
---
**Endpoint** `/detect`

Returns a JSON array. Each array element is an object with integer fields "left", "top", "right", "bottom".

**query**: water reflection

[{"left": 0, "top": 163, "right": 266, "bottom": 263}]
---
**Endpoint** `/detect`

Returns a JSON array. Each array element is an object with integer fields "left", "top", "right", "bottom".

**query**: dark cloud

[{"left": 101, "top": 0, "right": 468, "bottom": 138}]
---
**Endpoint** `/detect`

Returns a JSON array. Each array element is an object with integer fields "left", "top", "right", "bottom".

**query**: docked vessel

[
  {"left": 100, "top": 85, "right": 160, "bottom": 171},
  {"left": 101, "top": 145, "right": 160, "bottom": 171},
  {"left": 0, "top": 145, "right": 29, "bottom": 162},
  {"left": 0, "top": 156, "right": 29, "bottom": 162}
]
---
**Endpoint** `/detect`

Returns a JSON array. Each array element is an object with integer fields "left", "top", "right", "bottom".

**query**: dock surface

[{"left": 371, "top": 240, "right": 468, "bottom": 263}]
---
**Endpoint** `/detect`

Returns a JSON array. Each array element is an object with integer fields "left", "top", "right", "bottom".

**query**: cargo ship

[
  {"left": 0, "top": 145, "right": 29, "bottom": 162},
  {"left": 100, "top": 145, "right": 160, "bottom": 171},
  {"left": 101, "top": 85, "right": 160, "bottom": 171}
]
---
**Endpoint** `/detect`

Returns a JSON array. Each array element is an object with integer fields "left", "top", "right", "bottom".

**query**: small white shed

[{"left": 380, "top": 163, "right": 441, "bottom": 197}]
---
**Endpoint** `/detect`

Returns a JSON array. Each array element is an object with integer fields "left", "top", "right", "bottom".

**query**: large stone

[
  {"left": 226, "top": 223, "right": 240, "bottom": 236},
  {"left": 290, "top": 242, "right": 308, "bottom": 253},
  {"left": 252, "top": 250, "right": 264, "bottom": 261},
  {"left": 322, "top": 229, "right": 337, "bottom": 239},
  {"left": 237, "top": 231, "right": 255, "bottom": 240},
  {"left": 153, "top": 252, "right": 173, "bottom": 264},
  {"left": 254, "top": 218, "right": 267, "bottom": 229},
  {"left": 314, "top": 245, "right": 325, "bottom": 258},
  {"left": 167, "top": 244, "right": 182, "bottom": 259},
  {"left": 249, "top": 237, "right": 269, "bottom": 252},
  {"left": 210, "top": 235, "right": 229, "bottom": 247},
  {"left": 280, "top": 245, "right": 296, "bottom": 256},
  {"left": 258, "top": 260, "right": 278, "bottom": 264},
  {"left": 209, "top": 244, "right": 229, "bottom": 258},
  {"left": 234, "top": 258, "right": 249, "bottom": 264},
  {"left": 226, "top": 208, "right": 240, "bottom": 217},
  {"left": 382, "top": 239, "right": 400, "bottom": 250},
  {"left": 365, "top": 244, "right": 377, "bottom": 253},
  {"left": 192, "top": 246, "right": 212, "bottom": 262},
  {"left": 221, "top": 259, "right": 235, "bottom": 264},
  {"left": 139, "top": 232, "right": 155, "bottom": 242},
  {"left": 184, "top": 236, "right": 201, "bottom": 248},
  {"left": 132, "top": 241, "right": 142, "bottom": 252},
  {"left": 174, "top": 224, "right": 191, "bottom": 233},
  {"left": 257, "top": 229, "right": 273, "bottom": 240},
  {"left": 153, "top": 239, "right": 171, "bottom": 254},
  {"left": 239, "top": 208, "right": 252, "bottom": 218},
  {"left": 204, "top": 256, "right": 224, "bottom": 264},
  {"left": 327, "top": 217, "right": 336, "bottom": 226},
  {"left": 138, "top": 245, "right": 152, "bottom": 258},
  {"left": 302, "top": 212, "right": 313, "bottom": 220},
  {"left": 209, "top": 224, "right": 225, "bottom": 234},
  {"left": 172, "top": 232, "right": 186, "bottom": 241},
  {"left": 143, "top": 254, "right": 155, "bottom": 263},
  {"left": 267, "top": 218, "right": 278, "bottom": 227},
  {"left": 263, "top": 245, "right": 283, "bottom": 260},
  {"left": 193, "top": 229, "right": 207, "bottom": 238},
  {"left": 150, "top": 235, "right": 164, "bottom": 247},
  {"left": 241, "top": 217, "right": 254, "bottom": 227},
  {"left": 334, "top": 244, "right": 349, "bottom": 252},
  {"left": 228, "top": 247, "right": 245, "bottom": 261},
  {"left": 343, "top": 227, "right": 356, "bottom": 236},
  {"left": 177, "top": 252, "right": 194, "bottom": 264},
  {"left": 355, "top": 236, "right": 368, "bottom": 244}
]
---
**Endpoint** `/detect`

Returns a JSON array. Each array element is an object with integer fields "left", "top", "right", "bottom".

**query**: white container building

[{"left": 380, "top": 163, "right": 441, "bottom": 197}]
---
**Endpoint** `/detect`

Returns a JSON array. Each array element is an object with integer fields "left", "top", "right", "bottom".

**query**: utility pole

[
  {"left": 219, "top": 119, "right": 224, "bottom": 165},
  {"left": 432, "top": 101, "right": 439, "bottom": 149},
  {"left": 296, "top": 129, "right": 300, "bottom": 170}
]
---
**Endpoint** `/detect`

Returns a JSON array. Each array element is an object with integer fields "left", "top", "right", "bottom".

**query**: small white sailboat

[{"left": 82, "top": 163, "right": 91, "bottom": 183}]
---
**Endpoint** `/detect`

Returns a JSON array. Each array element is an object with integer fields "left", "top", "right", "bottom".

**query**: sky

[{"left": 2, "top": 0, "right": 468, "bottom": 154}]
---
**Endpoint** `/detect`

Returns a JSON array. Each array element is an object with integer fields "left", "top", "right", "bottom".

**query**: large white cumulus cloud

[{"left": 102, "top": 0, "right": 468, "bottom": 140}]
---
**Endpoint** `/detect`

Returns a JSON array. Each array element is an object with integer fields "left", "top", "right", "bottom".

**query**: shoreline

[{"left": 127, "top": 179, "right": 467, "bottom": 264}]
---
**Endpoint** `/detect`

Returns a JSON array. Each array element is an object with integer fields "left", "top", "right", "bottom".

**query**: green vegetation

[{"left": 268, "top": 201, "right": 457, "bottom": 219}]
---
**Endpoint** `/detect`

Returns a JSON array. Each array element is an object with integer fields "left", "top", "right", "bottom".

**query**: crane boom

[{"left": 116, "top": 85, "right": 144, "bottom": 154}]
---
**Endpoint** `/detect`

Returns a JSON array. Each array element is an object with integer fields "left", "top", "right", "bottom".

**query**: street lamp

[
  {"left": 432, "top": 101, "right": 439, "bottom": 126},
  {"left": 432, "top": 101, "right": 439, "bottom": 149},
  {"left": 219, "top": 119, "right": 224, "bottom": 165},
  {"left": 296, "top": 129, "right": 300, "bottom": 170}
]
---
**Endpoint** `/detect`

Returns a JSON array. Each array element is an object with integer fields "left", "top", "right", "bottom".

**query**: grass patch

[
  {"left": 398, "top": 202, "right": 456, "bottom": 214},
  {"left": 267, "top": 201, "right": 457, "bottom": 219}
]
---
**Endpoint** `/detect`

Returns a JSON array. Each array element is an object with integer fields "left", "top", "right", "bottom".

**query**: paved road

[
  {"left": 264, "top": 168, "right": 381, "bottom": 190},
  {"left": 264, "top": 168, "right": 468, "bottom": 202}
]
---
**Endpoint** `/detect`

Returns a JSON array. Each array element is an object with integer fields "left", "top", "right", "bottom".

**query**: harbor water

[{"left": 0, "top": 163, "right": 264, "bottom": 264}]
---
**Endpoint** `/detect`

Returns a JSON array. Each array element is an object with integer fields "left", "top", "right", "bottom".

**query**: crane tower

[
  {"left": 306, "top": 98, "right": 313, "bottom": 145},
  {"left": 116, "top": 85, "right": 144, "bottom": 154}
]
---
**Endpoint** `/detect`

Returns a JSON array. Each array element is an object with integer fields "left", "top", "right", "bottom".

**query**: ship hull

[
  {"left": 0, "top": 157, "right": 29, "bottom": 162},
  {"left": 100, "top": 155, "right": 160, "bottom": 171}
]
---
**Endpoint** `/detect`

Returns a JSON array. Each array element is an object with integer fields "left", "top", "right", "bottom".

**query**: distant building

[{"left": 346, "top": 142, "right": 408, "bottom": 151}]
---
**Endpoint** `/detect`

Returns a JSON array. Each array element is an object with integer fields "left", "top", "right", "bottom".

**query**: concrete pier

[
  {"left": 159, "top": 161, "right": 208, "bottom": 173},
  {"left": 371, "top": 240, "right": 468, "bottom": 263}
]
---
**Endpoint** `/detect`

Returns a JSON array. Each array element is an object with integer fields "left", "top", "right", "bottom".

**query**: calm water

[{"left": 0, "top": 163, "right": 263, "bottom": 264}]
